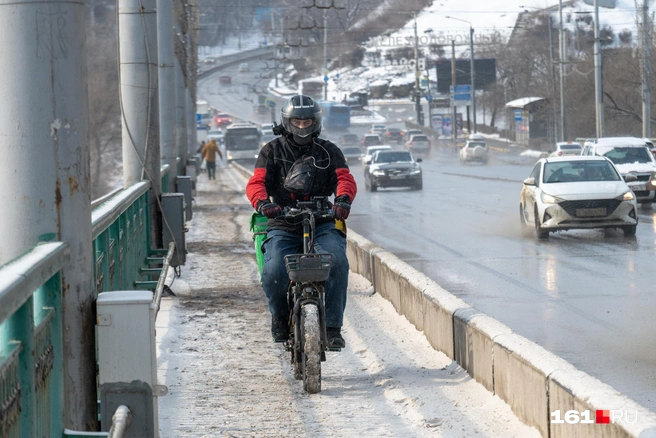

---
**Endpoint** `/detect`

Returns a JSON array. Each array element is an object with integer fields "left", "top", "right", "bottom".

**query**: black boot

[
  {"left": 271, "top": 316, "right": 290, "bottom": 342},
  {"left": 326, "top": 327, "right": 345, "bottom": 349}
]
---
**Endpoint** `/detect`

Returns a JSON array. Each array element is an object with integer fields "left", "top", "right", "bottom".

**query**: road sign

[
  {"left": 265, "top": 98, "right": 276, "bottom": 109},
  {"left": 323, "top": 75, "right": 329, "bottom": 82},
  {"left": 425, "top": 94, "right": 432, "bottom": 102},
  {"left": 514, "top": 109, "right": 523, "bottom": 121},
  {"left": 451, "top": 93, "right": 471, "bottom": 101},
  {"left": 335, "top": 73, "right": 340, "bottom": 79},
  {"left": 450, "top": 85, "right": 471, "bottom": 93}
]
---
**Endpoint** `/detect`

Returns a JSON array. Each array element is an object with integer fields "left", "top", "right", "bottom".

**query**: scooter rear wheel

[{"left": 301, "top": 304, "right": 322, "bottom": 394}]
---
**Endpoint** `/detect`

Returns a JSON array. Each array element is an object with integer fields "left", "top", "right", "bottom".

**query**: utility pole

[
  {"left": 158, "top": 0, "right": 177, "bottom": 179},
  {"left": 0, "top": 0, "right": 97, "bottom": 430},
  {"left": 559, "top": 0, "right": 568, "bottom": 141},
  {"left": 413, "top": 13, "right": 423, "bottom": 125},
  {"left": 548, "top": 17, "right": 559, "bottom": 141},
  {"left": 469, "top": 26, "right": 476, "bottom": 133},
  {"left": 175, "top": 57, "right": 188, "bottom": 171},
  {"left": 642, "top": 0, "right": 651, "bottom": 138},
  {"left": 119, "top": 0, "right": 162, "bottom": 247},
  {"left": 452, "top": 40, "right": 457, "bottom": 144},
  {"left": 323, "top": 11, "right": 328, "bottom": 100},
  {"left": 593, "top": 0, "right": 604, "bottom": 137}
]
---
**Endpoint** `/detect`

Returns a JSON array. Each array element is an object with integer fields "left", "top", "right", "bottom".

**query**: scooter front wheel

[{"left": 301, "top": 304, "right": 322, "bottom": 394}]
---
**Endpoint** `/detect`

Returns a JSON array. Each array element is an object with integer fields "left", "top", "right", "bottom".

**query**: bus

[
  {"left": 318, "top": 101, "right": 351, "bottom": 130},
  {"left": 223, "top": 123, "right": 262, "bottom": 161}
]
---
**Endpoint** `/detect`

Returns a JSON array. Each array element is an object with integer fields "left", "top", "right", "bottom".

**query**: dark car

[
  {"left": 361, "top": 134, "right": 382, "bottom": 147},
  {"left": 339, "top": 133, "right": 360, "bottom": 146},
  {"left": 364, "top": 150, "right": 423, "bottom": 192},
  {"left": 384, "top": 128, "right": 404, "bottom": 144},
  {"left": 219, "top": 75, "right": 232, "bottom": 84}
]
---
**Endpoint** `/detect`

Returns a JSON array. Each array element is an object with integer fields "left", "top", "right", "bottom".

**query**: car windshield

[
  {"left": 208, "top": 130, "right": 222, "bottom": 136},
  {"left": 412, "top": 136, "right": 429, "bottom": 142},
  {"left": 468, "top": 141, "right": 486, "bottom": 148},
  {"left": 374, "top": 151, "right": 412, "bottom": 163},
  {"left": 560, "top": 144, "right": 582, "bottom": 151},
  {"left": 543, "top": 160, "right": 621, "bottom": 183},
  {"left": 601, "top": 146, "right": 653, "bottom": 165},
  {"left": 343, "top": 135, "right": 358, "bottom": 142}
]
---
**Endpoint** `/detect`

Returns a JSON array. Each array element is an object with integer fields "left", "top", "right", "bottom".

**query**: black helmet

[{"left": 280, "top": 94, "right": 322, "bottom": 138}]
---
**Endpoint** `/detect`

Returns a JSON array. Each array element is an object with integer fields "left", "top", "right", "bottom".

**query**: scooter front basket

[{"left": 284, "top": 253, "right": 332, "bottom": 282}]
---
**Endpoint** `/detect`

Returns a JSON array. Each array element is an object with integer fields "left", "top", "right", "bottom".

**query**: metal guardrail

[
  {"left": 0, "top": 242, "right": 70, "bottom": 437},
  {"left": 91, "top": 182, "right": 151, "bottom": 294}
]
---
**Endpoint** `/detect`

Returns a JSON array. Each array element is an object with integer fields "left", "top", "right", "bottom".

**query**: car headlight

[
  {"left": 620, "top": 191, "right": 635, "bottom": 201},
  {"left": 540, "top": 192, "right": 560, "bottom": 204},
  {"left": 410, "top": 169, "right": 421, "bottom": 174},
  {"left": 372, "top": 170, "right": 385, "bottom": 176}
]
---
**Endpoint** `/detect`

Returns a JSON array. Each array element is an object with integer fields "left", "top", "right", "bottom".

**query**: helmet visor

[{"left": 290, "top": 119, "right": 314, "bottom": 129}]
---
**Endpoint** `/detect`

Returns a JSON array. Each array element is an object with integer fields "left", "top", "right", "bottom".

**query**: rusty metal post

[{"left": 0, "top": 0, "right": 98, "bottom": 430}]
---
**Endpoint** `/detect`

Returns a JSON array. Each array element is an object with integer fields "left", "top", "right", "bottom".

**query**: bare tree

[{"left": 87, "top": 23, "right": 122, "bottom": 199}]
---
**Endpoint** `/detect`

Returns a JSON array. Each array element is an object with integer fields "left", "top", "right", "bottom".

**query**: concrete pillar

[
  {"left": 0, "top": 0, "right": 97, "bottom": 430},
  {"left": 158, "top": 0, "right": 177, "bottom": 179},
  {"left": 118, "top": 0, "right": 162, "bottom": 247}
]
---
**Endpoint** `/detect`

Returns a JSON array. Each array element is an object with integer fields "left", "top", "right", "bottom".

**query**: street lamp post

[{"left": 446, "top": 16, "right": 476, "bottom": 133}]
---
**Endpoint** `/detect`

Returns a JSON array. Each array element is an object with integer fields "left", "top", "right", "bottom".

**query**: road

[{"left": 198, "top": 61, "right": 656, "bottom": 413}]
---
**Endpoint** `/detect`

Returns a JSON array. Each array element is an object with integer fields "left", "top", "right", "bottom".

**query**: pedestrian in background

[{"left": 201, "top": 139, "right": 222, "bottom": 180}]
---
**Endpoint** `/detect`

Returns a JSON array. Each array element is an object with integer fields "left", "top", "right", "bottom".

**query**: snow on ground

[{"left": 156, "top": 165, "right": 541, "bottom": 437}]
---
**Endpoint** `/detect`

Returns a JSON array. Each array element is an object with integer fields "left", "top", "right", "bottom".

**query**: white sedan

[{"left": 519, "top": 156, "right": 638, "bottom": 239}]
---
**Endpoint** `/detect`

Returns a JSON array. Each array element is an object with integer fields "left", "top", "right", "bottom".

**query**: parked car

[
  {"left": 370, "top": 124, "right": 387, "bottom": 135},
  {"left": 519, "top": 156, "right": 638, "bottom": 239},
  {"left": 238, "top": 63, "right": 249, "bottom": 72},
  {"left": 361, "top": 134, "right": 382, "bottom": 148},
  {"left": 384, "top": 127, "right": 404, "bottom": 144},
  {"left": 581, "top": 136, "right": 656, "bottom": 203},
  {"left": 459, "top": 135, "right": 488, "bottom": 164},
  {"left": 218, "top": 75, "right": 232, "bottom": 84},
  {"left": 214, "top": 113, "right": 233, "bottom": 127},
  {"left": 364, "top": 150, "right": 423, "bottom": 192},
  {"left": 549, "top": 141, "right": 583, "bottom": 157},
  {"left": 341, "top": 146, "right": 364, "bottom": 163},
  {"left": 362, "top": 145, "right": 392, "bottom": 165},
  {"left": 406, "top": 134, "right": 431, "bottom": 153},
  {"left": 339, "top": 133, "right": 360, "bottom": 146}
]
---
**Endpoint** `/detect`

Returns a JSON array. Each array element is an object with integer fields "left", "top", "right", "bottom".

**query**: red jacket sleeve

[
  {"left": 330, "top": 143, "right": 357, "bottom": 202},
  {"left": 335, "top": 168, "right": 357, "bottom": 202},
  {"left": 246, "top": 146, "right": 270, "bottom": 209}
]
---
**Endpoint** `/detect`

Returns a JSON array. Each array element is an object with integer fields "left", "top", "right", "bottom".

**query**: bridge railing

[
  {"left": 0, "top": 242, "right": 69, "bottom": 437},
  {"left": 0, "top": 165, "right": 175, "bottom": 437}
]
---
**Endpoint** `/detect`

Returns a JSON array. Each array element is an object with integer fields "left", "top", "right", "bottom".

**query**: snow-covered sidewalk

[{"left": 156, "top": 165, "right": 540, "bottom": 437}]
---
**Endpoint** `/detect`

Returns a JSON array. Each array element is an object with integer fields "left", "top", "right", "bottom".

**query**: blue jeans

[{"left": 261, "top": 222, "right": 348, "bottom": 328}]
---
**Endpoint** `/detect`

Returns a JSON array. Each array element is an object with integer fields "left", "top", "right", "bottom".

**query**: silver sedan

[{"left": 519, "top": 156, "right": 638, "bottom": 239}]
